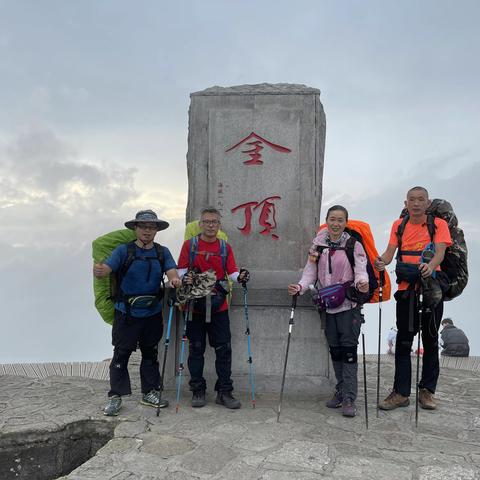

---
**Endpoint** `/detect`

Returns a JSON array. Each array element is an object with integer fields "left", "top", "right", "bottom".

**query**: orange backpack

[{"left": 317, "top": 219, "right": 391, "bottom": 303}]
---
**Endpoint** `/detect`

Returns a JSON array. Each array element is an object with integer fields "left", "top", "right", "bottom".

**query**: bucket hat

[{"left": 124, "top": 210, "right": 169, "bottom": 231}]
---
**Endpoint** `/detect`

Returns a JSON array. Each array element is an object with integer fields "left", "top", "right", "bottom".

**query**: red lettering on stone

[
  {"left": 225, "top": 132, "right": 291, "bottom": 166},
  {"left": 231, "top": 196, "right": 281, "bottom": 239}
]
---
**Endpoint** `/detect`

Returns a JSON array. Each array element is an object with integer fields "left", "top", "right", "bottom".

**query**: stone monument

[{"left": 184, "top": 83, "right": 329, "bottom": 394}]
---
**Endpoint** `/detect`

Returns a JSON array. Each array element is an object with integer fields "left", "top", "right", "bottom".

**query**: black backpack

[{"left": 396, "top": 199, "right": 468, "bottom": 301}]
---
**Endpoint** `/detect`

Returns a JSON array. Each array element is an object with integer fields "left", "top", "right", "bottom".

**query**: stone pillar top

[{"left": 191, "top": 83, "right": 321, "bottom": 96}]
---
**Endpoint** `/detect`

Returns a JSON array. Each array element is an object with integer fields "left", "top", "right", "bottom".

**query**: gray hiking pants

[{"left": 324, "top": 307, "right": 363, "bottom": 402}]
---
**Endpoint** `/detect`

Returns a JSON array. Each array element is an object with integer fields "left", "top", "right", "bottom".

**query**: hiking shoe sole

[
  {"left": 419, "top": 402, "right": 436, "bottom": 410},
  {"left": 378, "top": 398, "right": 410, "bottom": 411},
  {"left": 215, "top": 398, "right": 241, "bottom": 409},
  {"left": 141, "top": 400, "right": 169, "bottom": 408}
]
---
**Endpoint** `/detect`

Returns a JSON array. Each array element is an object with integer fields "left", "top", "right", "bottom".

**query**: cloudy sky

[{"left": 0, "top": 0, "right": 478, "bottom": 363}]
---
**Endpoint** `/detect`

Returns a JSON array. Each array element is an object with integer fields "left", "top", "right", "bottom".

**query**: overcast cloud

[{"left": 0, "top": 0, "right": 478, "bottom": 362}]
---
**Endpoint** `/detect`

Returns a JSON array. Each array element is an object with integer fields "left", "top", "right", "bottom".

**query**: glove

[{"left": 238, "top": 268, "right": 250, "bottom": 284}]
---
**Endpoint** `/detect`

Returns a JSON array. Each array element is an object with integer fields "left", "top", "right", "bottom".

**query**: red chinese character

[
  {"left": 225, "top": 132, "right": 291, "bottom": 165},
  {"left": 231, "top": 196, "right": 281, "bottom": 240}
]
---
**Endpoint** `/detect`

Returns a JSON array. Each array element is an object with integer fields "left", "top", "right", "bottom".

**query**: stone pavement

[{"left": 1, "top": 360, "right": 479, "bottom": 480}]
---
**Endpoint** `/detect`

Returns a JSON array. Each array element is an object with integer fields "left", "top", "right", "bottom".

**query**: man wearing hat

[{"left": 93, "top": 210, "right": 181, "bottom": 416}]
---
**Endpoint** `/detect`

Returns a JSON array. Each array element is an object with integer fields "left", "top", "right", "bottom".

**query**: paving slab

[{"left": 1, "top": 359, "right": 479, "bottom": 480}]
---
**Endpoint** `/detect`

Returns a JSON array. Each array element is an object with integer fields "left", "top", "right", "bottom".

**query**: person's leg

[
  {"left": 419, "top": 301, "right": 443, "bottom": 393},
  {"left": 324, "top": 312, "right": 343, "bottom": 406},
  {"left": 108, "top": 310, "right": 139, "bottom": 397},
  {"left": 207, "top": 310, "right": 233, "bottom": 393},
  {"left": 335, "top": 307, "right": 362, "bottom": 417},
  {"left": 186, "top": 312, "right": 207, "bottom": 393},
  {"left": 138, "top": 311, "right": 164, "bottom": 394},
  {"left": 393, "top": 293, "right": 417, "bottom": 397}
]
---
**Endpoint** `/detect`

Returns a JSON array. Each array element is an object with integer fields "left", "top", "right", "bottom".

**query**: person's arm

[
  {"left": 288, "top": 256, "right": 318, "bottom": 296},
  {"left": 166, "top": 269, "right": 182, "bottom": 288},
  {"left": 374, "top": 243, "right": 397, "bottom": 271},
  {"left": 353, "top": 241, "right": 369, "bottom": 292},
  {"left": 93, "top": 263, "right": 112, "bottom": 278}
]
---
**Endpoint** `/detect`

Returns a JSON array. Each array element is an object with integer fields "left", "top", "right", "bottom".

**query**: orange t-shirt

[{"left": 388, "top": 216, "right": 452, "bottom": 290}]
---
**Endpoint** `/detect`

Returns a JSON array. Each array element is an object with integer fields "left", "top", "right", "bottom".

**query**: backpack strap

[
  {"left": 396, "top": 215, "right": 410, "bottom": 261},
  {"left": 344, "top": 237, "right": 356, "bottom": 271},
  {"left": 115, "top": 241, "right": 137, "bottom": 300},
  {"left": 426, "top": 214, "right": 436, "bottom": 243},
  {"left": 189, "top": 235, "right": 199, "bottom": 267}
]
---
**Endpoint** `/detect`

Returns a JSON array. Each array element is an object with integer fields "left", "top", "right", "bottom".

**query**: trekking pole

[
  {"left": 376, "top": 270, "right": 385, "bottom": 418},
  {"left": 362, "top": 331, "right": 369, "bottom": 429},
  {"left": 415, "top": 287, "right": 423, "bottom": 428},
  {"left": 175, "top": 301, "right": 191, "bottom": 414},
  {"left": 277, "top": 293, "right": 298, "bottom": 423},
  {"left": 242, "top": 282, "right": 256, "bottom": 408},
  {"left": 156, "top": 291, "right": 176, "bottom": 417}
]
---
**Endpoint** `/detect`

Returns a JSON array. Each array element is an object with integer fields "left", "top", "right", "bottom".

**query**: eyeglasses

[
  {"left": 200, "top": 220, "right": 220, "bottom": 226},
  {"left": 136, "top": 224, "right": 158, "bottom": 231}
]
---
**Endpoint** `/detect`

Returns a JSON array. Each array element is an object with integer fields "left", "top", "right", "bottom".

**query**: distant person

[
  {"left": 440, "top": 318, "right": 470, "bottom": 357},
  {"left": 387, "top": 327, "right": 397, "bottom": 355},
  {"left": 93, "top": 210, "right": 182, "bottom": 416},
  {"left": 288, "top": 205, "right": 369, "bottom": 418}
]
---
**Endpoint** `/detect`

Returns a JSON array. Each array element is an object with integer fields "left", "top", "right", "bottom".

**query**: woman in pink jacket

[{"left": 288, "top": 205, "right": 369, "bottom": 417}]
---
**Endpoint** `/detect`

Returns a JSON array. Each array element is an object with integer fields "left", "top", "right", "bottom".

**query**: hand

[
  {"left": 93, "top": 263, "right": 111, "bottom": 278},
  {"left": 182, "top": 271, "right": 194, "bottom": 285},
  {"left": 357, "top": 280, "right": 369, "bottom": 293},
  {"left": 374, "top": 256, "right": 385, "bottom": 271},
  {"left": 170, "top": 277, "right": 182, "bottom": 288},
  {"left": 419, "top": 262, "right": 433, "bottom": 278},
  {"left": 238, "top": 268, "right": 250, "bottom": 284},
  {"left": 287, "top": 284, "right": 302, "bottom": 296},
  {"left": 308, "top": 247, "right": 319, "bottom": 263}
]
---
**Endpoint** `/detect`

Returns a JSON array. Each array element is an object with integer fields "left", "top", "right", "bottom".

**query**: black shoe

[
  {"left": 216, "top": 391, "right": 241, "bottom": 409},
  {"left": 192, "top": 390, "right": 206, "bottom": 408}
]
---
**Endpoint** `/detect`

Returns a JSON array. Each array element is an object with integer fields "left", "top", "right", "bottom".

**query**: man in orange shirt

[{"left": 374, "top": 187, "right": 452, "bottom": 411}]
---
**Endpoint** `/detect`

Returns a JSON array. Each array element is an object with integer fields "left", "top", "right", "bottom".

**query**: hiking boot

[
  {"left": 378, "top": 391, "right": 410, "bottom": 410},
  {"left": 191, "top": 390, "right": 207, "bottom": 408},
  {"left": 216, "top": 391, "right": 241, "bottom": 409},
  {"left": 326, "top": 390, "right": 343, "bottom": 408},
  {"left": 104, "top": 396, "right": 122, "bottom": 416},
  {"left": 342, "top": 400, "right": 357, "bottom": 417},
  {"left": 141, "top": 390, "right": 169, "bottom": 408},
  {"left": 419, "top": 388, "right": 437, "bottom": 410}
]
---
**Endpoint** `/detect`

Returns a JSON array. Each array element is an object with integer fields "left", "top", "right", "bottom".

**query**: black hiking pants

[
  {"left": 393, "top": 291, "right": 443, "bottom": 397},
  {"left": 186, "top": 310, "right": 233, "bottom": 393},
  {"left": 108, "top": 309, "right": 163, "bottom": 397}
]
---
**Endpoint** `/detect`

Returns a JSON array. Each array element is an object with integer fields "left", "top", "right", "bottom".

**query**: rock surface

[{"left": 1, "top": 359, "right": 479, "bottom": 479}]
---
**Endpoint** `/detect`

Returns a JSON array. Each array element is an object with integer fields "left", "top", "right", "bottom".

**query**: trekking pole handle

[{"left": 379, "top": 270, "right": 385, "bottom": 288}]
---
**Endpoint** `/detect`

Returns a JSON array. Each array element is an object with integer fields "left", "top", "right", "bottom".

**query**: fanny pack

[
  {"left": 126, "top": 295, "right": 159, "bottom": 309},
  {"left": 395, "top": 262, "right": 420, "bottom": 284},
  {"left": 313, "top": 282, "right": 350, "bottom": 311}
]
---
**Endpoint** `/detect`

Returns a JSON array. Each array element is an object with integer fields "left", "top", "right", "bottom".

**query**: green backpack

[{"left": 92, "top": 229, "right": 136, "bottom": 325}]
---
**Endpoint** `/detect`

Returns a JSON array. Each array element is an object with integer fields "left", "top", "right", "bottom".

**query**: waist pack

[
  {"left": 395, "top": 262, "right": 420, "bottom": 284},
  {"left": 126, "top": 295, "right": 159, "bottom": 310},
  {"left": 313, "top": 282, "right": 350, "bottom": 311}
]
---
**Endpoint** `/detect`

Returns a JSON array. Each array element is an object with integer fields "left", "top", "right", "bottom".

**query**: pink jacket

[{"left": 298, "top": 229, "right": 369, "bottom": 313}]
